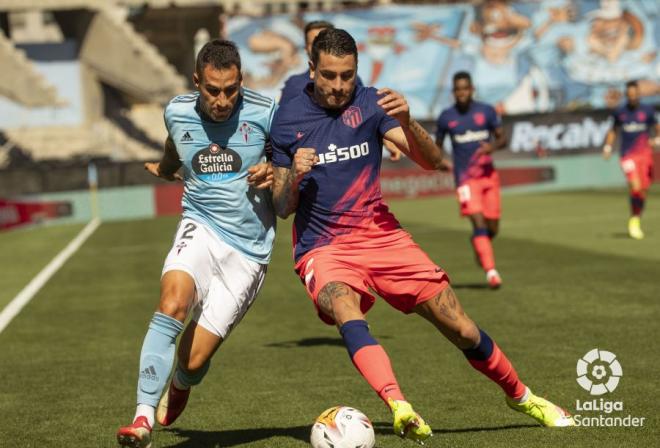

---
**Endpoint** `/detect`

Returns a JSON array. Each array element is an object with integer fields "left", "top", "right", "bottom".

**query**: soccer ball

[{"left": 310, "top": 406, "right": 375, "bottom": 448}]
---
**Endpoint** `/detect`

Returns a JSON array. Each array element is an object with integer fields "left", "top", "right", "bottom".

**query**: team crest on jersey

[
  {"left": 176, "top": 241, "right": 187, "bottom": 254},
  {"left": 637, "top": 111, "right": 646, "bottom": 122},
  {"left": 192, "top": 144, "right": 242, "bottom": 182},
  {"left": 239, "top": 122, "right": 252, "bottom": 143},
  {"left": 473, "top": 112, "right": 485, "bottom": 126},
  {"left": 449, "top": 120, "right": 459, "bottom": 128},
  {"left": 342, "top": 106, "right": 363, "bottom": 128}
]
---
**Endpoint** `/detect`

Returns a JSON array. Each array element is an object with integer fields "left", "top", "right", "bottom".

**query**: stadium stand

[
  {"left": 0, "top": 2, "right": 192, "bottom": 167},
  {"left": 78, "top": 7, "right": 187, "bottom": 103},
  {"left": 0, "top": 31, "right": 61, "bottom": 107},
  {"left": 126, "top": 103, "right": 168, "bottom": 145},
  {"left": 3, "top": 120, "right": 160, "bottom": 162}
]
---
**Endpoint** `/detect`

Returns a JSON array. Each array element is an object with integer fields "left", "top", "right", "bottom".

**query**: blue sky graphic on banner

[{"left": 228, "top": 0, "right": 659, "bottom": 119}]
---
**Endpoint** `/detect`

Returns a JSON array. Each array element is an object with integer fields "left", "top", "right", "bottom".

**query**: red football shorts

[
  {"left": 620, "top": 152, "right": 654, "bottom": 190},
  {"left": 294, "top": 230, "right": 450, "bottom": 325},
  {"left": 456, "top": 171, "right": 501, "bottom": 219}
]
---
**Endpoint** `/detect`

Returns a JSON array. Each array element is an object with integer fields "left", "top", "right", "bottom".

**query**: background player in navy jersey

[
  {"left": 271, "top": 28, "right": 574, "bottom": 444},
  {"left": 280, "top": 20, "right": 335, "bottom": 105},
  {"left": 436, "top": 71, "right": 507, "bottom": 289},
  {"left": 280, "top": 20, "right": 364, "bottom": 105},
  {"left": 603, "top": 80, "right": 659, "bottom": 240},
  {"left": 117, "top": 40, "right": 276, "bottom": 448}
]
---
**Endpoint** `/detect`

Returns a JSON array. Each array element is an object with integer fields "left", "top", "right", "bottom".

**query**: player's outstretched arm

[
  {"left": 377, "top": 87, "right": 448, "bottom": 171},
  {"left": 272, "top": 148, "right": 318, "bottom": 219},
  {"left": 145, "top": 136, "right": 183, "bottom": 181}
]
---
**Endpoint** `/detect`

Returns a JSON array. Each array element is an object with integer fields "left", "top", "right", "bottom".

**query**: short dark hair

[
  {"left": 195, "top": 39, "right": 241, "bottom": 75},
  {"left": 311, "top": 28, "right": 358, "bottom": 66},
  {"left": 453, "top": 71, "right": 472, "bottom": 85},
  {"left": 304, "top": 20, "right": 334, "bottom": 38},
  {"left": 625, "top": 80, "right": 639, "bottom": 89}
]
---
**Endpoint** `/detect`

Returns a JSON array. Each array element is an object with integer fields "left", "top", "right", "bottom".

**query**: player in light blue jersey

[{"left": 117, "top": 40, "right": 276, "bottom": 448}]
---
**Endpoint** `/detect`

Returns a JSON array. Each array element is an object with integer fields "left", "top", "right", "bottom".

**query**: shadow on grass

[
  {"left": 266, "top": 336, "right": 391, "bottom": 349},
  {"left": 610, "top": 232, "right": 632, "bottom": 239},
  {"left": 265, "top": 337, "right": 345, "bottom": 348},
  {"left": 451, "top": 282, "right": 492, "bottom": 290},
  {"left": 161, "top": 425, "right": 309, "bottom": 447},
  {"left": 373, "top": 421, "right": 538, "bottom": 435}
]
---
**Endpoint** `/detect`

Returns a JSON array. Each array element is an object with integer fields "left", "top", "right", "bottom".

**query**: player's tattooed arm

[
  {"left": 384, "top": 119, "right": 449, "bottom": 171},
  {"left": 145, "top": 136, "right": 183, "bottom": 181},
  {"left": 377, "top": 87, "right": 449, "bottom": 171},
  {"left": 272, "top": 166, "right": 300, "bottom": 218},
  {"left": 272, "top": 148, "right": 319, "bottom": 218},
  {"left": 407, "top": 119, "right": 451, "bottom": 170}
]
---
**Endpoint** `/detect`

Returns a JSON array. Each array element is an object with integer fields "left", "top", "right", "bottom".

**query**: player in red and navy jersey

[
  {"left": 271, "top": 28, "right": 574, "bottom": 443},
  {"left": 280, "top": 20, "right": 364, "bottom": 106},
  {"left": 435, "top": 71, "right": 506, "bottom": 288},
  {"left": 603, "top": 80, "right": 659, "bottom": 240},
  {"left": 278, "top": 21, "right": 401, "bottom": 162}
]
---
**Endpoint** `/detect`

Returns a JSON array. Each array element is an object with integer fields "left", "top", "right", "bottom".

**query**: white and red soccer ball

[{"left": 310, "top": 406, "right": 375, "bottom": 448}]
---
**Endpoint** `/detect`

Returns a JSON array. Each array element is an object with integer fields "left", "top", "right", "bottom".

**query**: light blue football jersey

[{"left": 164, "top": 88, "right": 277, "bottom": 264}]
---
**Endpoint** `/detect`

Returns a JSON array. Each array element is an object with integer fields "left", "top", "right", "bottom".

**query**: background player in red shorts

[
  {"left": 271, "top": 28, "right": 573, "bottom": 444},
  {"left": 435, "top": 71, "right": 507, "bottom": 288},
  {"left": 603, "top": 80, "right": 660, "bottom": 240}
]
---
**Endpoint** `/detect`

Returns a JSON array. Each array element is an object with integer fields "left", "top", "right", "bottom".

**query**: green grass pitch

[{"left": 0, "top": 189, "right": 658, "bottom": 447}]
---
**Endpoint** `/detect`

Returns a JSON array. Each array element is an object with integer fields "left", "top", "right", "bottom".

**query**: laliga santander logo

[{"left": 576, "top": 349, "right": 622, "bottom": 395}]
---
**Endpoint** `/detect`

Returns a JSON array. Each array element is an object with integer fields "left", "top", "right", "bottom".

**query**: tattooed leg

[
  {"left": 413, "top": 286, "right": 480, "bottom": 349},
  {"left": 317, "top": 281, "right": 363, "bottom": 327}
]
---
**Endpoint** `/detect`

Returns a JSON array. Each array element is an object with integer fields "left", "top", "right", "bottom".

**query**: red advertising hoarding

[{"left": 0, "top": 199, "right": 72, "bottom": 230}]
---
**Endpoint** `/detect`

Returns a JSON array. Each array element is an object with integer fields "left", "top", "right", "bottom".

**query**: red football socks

[{"left": 472, "top": 235, "right": 495, "bottom": 272}]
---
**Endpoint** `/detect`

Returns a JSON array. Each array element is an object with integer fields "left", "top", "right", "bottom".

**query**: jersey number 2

[{"left": 181, "top": 223, "right": 197, "bottom": 240}]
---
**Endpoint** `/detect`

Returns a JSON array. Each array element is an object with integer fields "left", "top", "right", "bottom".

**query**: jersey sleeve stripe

[
  {"left": 171, "top": 93, "right": 199, "bottom": 103},
  {"left": 244, "top": 97, "right": 273, "bottom": 108},
  {"left": 243, "top": 90, "right": 273, "bottom": 105}
]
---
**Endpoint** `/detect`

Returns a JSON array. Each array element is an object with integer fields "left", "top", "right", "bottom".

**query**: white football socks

[{"left": 134, "top": 404, "right": 155, "bottom": 428}]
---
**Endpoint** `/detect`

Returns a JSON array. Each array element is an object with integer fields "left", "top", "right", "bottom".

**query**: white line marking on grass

[{"left": 0, "top": 218, "right": 101, "bottom": 334}]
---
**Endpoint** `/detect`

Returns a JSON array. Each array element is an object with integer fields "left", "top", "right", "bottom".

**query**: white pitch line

[{"left": 0, "top": 218, "right": 101, "bottom": 334}]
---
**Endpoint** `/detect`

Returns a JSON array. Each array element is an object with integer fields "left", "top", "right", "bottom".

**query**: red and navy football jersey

[
  {"left": 435, "top": 101, "right": 501, "bottom": 185},
  {"left": 612, "top": 104, "right": 656, "bottom": 158},
  {"left": 271, "top": 84, "right": 401, "bottom": 261}
]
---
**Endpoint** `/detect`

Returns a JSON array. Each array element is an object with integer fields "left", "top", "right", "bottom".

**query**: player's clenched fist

[{"left": 293, "top": 148, "right": 319, "bottom": 181}]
